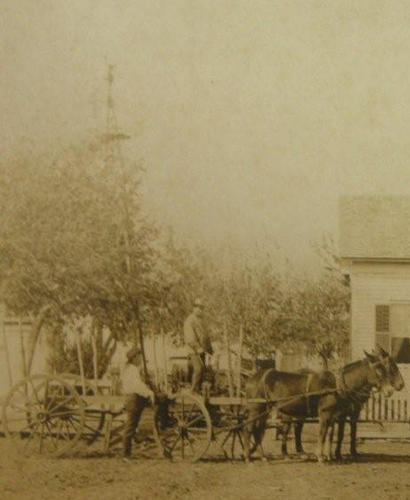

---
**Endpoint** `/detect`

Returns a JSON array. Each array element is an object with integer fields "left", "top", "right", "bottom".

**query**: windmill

[
  {"left": 101, "top": 64, "right": 149, "bottom": 379},
  {"left": 103, "top": 64, "right": 131, "bottom": 167}
]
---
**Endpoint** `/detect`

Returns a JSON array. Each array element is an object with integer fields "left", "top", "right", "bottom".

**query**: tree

[
  {"left": 154, "top": 242, "right": 286, "bottom": 359},
  {"left": 0, "top": 140, "right": 158, "bottom": 376},
  {"left": 272, "top": 237, "right": 351, "bottom": 368},
  {"left": 148, "top": 240, "right": 224, "bottom": 343},
  {"left": 291, "top": 274, "right": 350, "bottom": 367}
]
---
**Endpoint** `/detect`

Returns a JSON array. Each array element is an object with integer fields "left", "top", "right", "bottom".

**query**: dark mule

[
  {"left": 243, "top": 346, "right": 405, "bottom": 463},
  {"left": 330, "top": 346, "right": 405, "bottom": 461},
  {"left": 277, "top": 369, "right": 317, "bottom": 457},
  {"left": 243, "top": 368, "right": 336, "bottom": 462},
  {"left": 276, "top": 416, "right": 305, "bottom": 457}
]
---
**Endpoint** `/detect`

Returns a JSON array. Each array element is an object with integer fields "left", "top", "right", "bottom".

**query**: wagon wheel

[
  {"left": 2, "top": 374, "right": 85, "bottom": 457},
  {"left": 213, "top": 405, "right": 258, "bottom": 460},
  {"left": 153, "top": 392, "right": 212, "bottom": 462},
  {"left": 59, "top": 373, "right": 105, "bottom": 446}
]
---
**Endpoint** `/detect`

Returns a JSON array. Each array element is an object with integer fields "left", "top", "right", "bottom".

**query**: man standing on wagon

[
  {"left": 183, "top": 298, "right": 213, "bottom": 393},
  {"left": 121, "top": 346, "right": 155, "bottom": 460}
]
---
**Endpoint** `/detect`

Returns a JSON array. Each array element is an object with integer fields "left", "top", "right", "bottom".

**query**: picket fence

[{"left": 360, "top": 392, "right": 410, "bottom": 423}]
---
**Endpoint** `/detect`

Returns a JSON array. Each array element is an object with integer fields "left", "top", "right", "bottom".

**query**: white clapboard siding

[{"left": 350, "top": 262, "right": 410, "bottom": 361}]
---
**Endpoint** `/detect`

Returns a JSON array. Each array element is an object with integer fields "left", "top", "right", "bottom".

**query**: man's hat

[
  {"left": 193, "top": 298, "right": 204, "bottom": 308},
  {"left": 126, "top": 346, "right": 142, "bottom": 361}
]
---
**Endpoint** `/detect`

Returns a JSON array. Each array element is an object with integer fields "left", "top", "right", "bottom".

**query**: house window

[
  {"left": 375, "top": 304, "right": 410, "bottom": 363},
  {"left": 391, "top": 337, "right": 410, "bottom": 363}
]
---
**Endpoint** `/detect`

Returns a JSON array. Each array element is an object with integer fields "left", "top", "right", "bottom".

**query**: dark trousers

[
  {"left": 188, "top": 352, "right": 205, "bottom": 392},
  {"left": 123, "top": 394, "right": 149, "bottom": 457}
]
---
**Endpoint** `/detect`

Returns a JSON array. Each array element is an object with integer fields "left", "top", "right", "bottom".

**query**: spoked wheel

[
  {"left": 213, "top": 405, "right": 258, "bottom": 460},
  {"left": 59, "top": 374, "right": 105, "bottom": 446},
  {"left": 153, "top": 392, "right": 212, "bottom": 462},
  {"left": 2, "top": 374, "right": 85, "bottom": 457}
]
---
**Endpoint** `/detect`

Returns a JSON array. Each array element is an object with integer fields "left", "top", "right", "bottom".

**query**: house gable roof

[{"left": 339, "top": 196, "right": 410, "bottom": 260}]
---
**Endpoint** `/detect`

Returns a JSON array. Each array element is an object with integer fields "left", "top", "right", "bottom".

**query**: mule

[
  {"left": 275, "top": 417, "right": 304, "bottom": 457},
  {"left": 329, "top": 346, "right": 405, "bottom": 461},
  {"left": 280, "top": 347, "right": 405, "bottom": 461},
  {"left": 243, "top": 346, "right": 405, "bottom": 463},
  {"left": 242, "top": 368, "right": 336, "bottom": 462},
  {"left": 277, "top": 369, "right": 317, "bottom": 457}
]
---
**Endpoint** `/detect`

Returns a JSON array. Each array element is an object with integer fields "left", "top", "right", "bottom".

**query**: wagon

[
  {"left": 0, "top": 367, "right": 277, "bottom": 462},
  {"left": 1, "top": 365, "right": 337, "bottom": 462}
]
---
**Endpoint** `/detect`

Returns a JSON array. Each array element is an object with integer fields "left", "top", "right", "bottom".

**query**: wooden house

[{"left": 339, "top": 196, "right": 410, "bottom": 389}]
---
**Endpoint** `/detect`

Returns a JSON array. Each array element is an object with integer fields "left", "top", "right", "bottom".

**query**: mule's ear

[
  {"left": 364, "top": 350, "right": 377, "bottom": 362},
  {"left": 375, "top": 344, "right": 389, "bottom": 358}
]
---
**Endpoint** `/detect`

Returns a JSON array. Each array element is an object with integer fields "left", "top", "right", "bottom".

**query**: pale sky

[{"left": 2, "top": 1, "right": 410, "bottom": 272}]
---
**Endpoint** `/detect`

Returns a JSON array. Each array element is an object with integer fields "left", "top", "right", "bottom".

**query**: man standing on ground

[
  {"left": 183, "top": 298, "right": 213, "bottom": 392},
  {"left": 122, "top": 346, "right": 155, "bottom": 460}
]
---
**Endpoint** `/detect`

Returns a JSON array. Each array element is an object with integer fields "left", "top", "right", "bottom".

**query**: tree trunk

[
  {"left": 224, "top": 323, "right": 234, "bottom": 397},
  {"left": 318, "top": 351, "right": 329, "bottom": 370},
  {"left": 75, "top": 327, "right": 86, "bottom": 393},
  {"left": 19, "top": 318, "right": 27, "bottom": 379},
  {"left": 161, "top": 328, "right": 168, "bottom": 393},
  {"left": 152, "top": 333, "right": 159, "bottom": 390},
  {"left": 90, "top": 318, "right": 99, "bottom": 383},
  {"left": 236, "top": 324, "right": 244, "bottom": 397},
  {"left": 134, "top": 302, "right": 148, "bottom": 382}
]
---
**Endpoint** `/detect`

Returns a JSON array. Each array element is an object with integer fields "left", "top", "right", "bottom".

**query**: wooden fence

[{"left": 360, "top": 393, "right": 410, "bottom": 423}]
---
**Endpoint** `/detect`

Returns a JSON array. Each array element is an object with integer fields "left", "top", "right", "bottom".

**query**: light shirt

[
  {"left": 184, "top": 312, "right": 212, "bottom": 354},
  {"left": 121, "top": 363, "right": 152, "bottom": 398}
]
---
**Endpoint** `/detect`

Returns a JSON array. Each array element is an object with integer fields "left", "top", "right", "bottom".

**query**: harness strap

[
  {"left": 336, "top": 364, "right": 374, "bottom": 408},
  {"left": 305, "top": 373, "right": 314, "bottom": 417},
  {"left": 336, "top": 369, "right": 347, "bottom": 393}
]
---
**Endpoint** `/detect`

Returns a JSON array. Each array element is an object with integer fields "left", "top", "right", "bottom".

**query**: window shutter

[
  {"left": 376, "top": 305, "right": 390, "bottom": 332},
  {"left": 375, "top": 305, "right": 390, "bottom": 353}
]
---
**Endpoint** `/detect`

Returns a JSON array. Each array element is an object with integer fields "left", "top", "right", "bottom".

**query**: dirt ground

[{"left": 1, "top": 429, "right": 410, "bottom": 500}]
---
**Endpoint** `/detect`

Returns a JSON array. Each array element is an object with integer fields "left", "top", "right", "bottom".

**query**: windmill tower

[
  {"left": 104, "top": 64, "right": 130, "bottom": 172},
  {"left": 103, "top": 65, "right": 149, "bottom": 376},
  {"left": 103, "top": 64, "right": 133, "bottom": 265}
]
